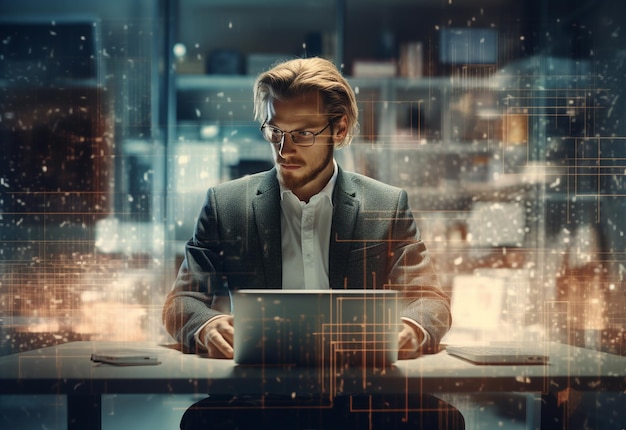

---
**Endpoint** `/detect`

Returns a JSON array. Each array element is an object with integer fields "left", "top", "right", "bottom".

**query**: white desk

[{"left": 1, "top": 341, "right": 624, "bottom": 429}]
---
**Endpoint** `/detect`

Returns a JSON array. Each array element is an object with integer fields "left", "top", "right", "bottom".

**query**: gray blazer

[{"left": 163, "top": 166, "right": 451, "bottom": 353}]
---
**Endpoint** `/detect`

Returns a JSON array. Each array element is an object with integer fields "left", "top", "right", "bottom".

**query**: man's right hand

[{"left": 199, "top": 315, "right": 234, "bottom": 358}]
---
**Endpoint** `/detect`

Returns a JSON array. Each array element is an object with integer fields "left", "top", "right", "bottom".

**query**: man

[{"left": 163, "top": 57, "right": 463, "bottom": 429}]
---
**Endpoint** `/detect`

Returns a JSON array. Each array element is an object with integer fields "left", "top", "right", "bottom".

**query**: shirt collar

[{"left": 280, "top": 159, "right": 338, "bottom": 203}]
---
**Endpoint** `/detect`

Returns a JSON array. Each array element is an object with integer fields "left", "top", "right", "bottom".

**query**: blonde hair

[{"left": 253, "top": 57, "right": 359, "bottom": 148}]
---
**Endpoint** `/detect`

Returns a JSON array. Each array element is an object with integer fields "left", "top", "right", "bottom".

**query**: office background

[{"left": 1, "top": 0, "right": 625, "bottom": 428}]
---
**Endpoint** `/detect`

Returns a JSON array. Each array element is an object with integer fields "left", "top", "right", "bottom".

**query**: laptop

[
  {"left": 445, "top": 344, "right": 549, "bottom": 365},
  {"left": 232, "top": 289, "right": 400, "bottom": 367}
]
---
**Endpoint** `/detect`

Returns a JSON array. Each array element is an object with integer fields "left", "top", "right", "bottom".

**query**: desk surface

[{"left": 1, "top": 341, "right": 624, "bottom": 398}]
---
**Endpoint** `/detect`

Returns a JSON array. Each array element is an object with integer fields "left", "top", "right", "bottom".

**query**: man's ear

[{"left": 332, "top": 115, "right": 348, "bottom": 143}]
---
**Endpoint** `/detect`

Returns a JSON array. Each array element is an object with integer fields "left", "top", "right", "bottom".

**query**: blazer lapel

[
  {"left": 329, "top": 168, "right": 359, "bottom": 289},
  {"left": 252, "top": 169, "right": 282, "bottom": 288}
]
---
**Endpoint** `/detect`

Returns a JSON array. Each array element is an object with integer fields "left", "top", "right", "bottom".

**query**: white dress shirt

[{"left": 279, "top": 162, "right": 337, "bottom": 290}]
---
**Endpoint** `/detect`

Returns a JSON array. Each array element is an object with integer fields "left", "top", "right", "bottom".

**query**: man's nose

[{"left": 277, "top": 133, "right": 296, "bottom": 157}]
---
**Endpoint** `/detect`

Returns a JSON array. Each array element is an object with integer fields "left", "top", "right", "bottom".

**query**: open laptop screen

[{"left": 232, "top": 289, "right": 400, "bottom": 367}]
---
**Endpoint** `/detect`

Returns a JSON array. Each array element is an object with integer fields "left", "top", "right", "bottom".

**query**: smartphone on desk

[
  {"left": 445, "top": 345, "right": 549, "bottom": 365},
  {"left": 91, "top": 349, "right": 161, "bottom": 366}
]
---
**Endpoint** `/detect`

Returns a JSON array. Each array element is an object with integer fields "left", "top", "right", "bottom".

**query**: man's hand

[
  {"left": 398, "top": 321, "right": 424, "bottom": 359},
  {"left": 199, "top": 315, "right": 234, "bottom": 359}
]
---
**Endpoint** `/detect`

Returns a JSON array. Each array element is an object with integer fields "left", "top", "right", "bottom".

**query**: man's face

[{"left": 266, "top": 91, "right": 345, "bottom": 201}]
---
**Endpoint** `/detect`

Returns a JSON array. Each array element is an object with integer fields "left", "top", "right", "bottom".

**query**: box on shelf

[
  {"left": 352, "top": 60, "right": 397, "bottom": 78},
  {"left": 247, "top": 53, "right": 293, "bottom": 76},
  {"left": 399, "top": 42, "right": 423, "bottom": 78}
]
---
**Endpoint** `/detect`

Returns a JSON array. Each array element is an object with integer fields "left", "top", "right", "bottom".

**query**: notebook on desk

[
  {"left": 232, "top": 289, "right": 400, "bottom": 367},
  {"left": 445, "top": 344, "right": 549, "bottom": 365}
]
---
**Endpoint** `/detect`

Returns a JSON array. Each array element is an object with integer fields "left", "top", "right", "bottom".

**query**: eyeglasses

[{"left": 260, "top": 121, "right": 332, "bottom": 147}]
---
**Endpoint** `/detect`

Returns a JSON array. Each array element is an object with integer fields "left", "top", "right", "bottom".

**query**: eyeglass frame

[{"left": 259, "top": 119, "right": 334, "bottom": 147}]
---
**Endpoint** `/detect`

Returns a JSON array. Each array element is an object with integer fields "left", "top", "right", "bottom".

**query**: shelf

[
  {"left": 360, "top": 139, "right": 503, "bottom": 152},
  {"left": 176, "top": 74, "right": 256, "bottom": 91},
  {"left": 175, "top": 74, "right": 496, "bottom": 91},
  {"left": 0, "top": 78, "right": 101, "bottom": 89}
]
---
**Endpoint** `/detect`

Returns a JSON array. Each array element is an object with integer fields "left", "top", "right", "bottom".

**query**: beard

[{"left": 276, "top": 142, "right": 334, "bottom": 192}]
